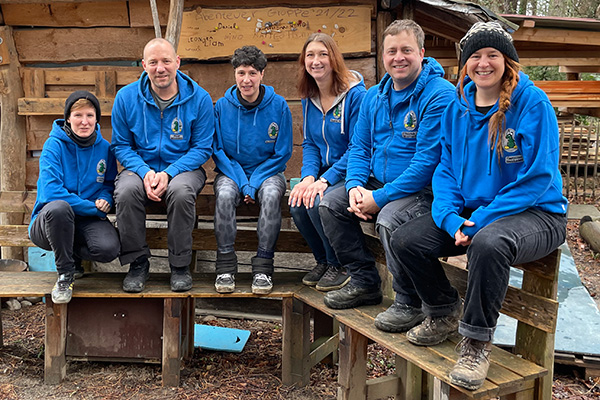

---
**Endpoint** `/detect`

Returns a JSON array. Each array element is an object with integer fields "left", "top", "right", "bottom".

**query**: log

[{"left": 580, "top": 216, "right": 600, "bottom": 253}]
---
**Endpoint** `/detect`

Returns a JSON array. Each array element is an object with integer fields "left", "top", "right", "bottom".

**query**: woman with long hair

[
  {"left": 388, "top": 21, "right": 568, "bottom": 390},
  {"left": 289, "top": 33, "right": 366, "bottom": 291}
]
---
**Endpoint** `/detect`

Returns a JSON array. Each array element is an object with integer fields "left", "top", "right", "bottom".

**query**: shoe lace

[
  {"left": 321, "top": 265, "right": 343, "bottom": 280},
  {"left": 254, "top": 273, "right": 272, "bottom": 285},
  {"left": 56, "top": 274, "right": 73, "bottom": 290},
  {"left": 217, "top": 273, "right": 233, "bottom": 283},
  {"left": 455, "top": 338, "right": 489, "bottom": 371}
]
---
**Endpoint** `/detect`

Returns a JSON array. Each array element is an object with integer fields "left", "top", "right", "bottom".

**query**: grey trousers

[
  {"left": 213, "top": 173, "right": 286, "bottom": 257},
  {"left": 114, "top": 168, "right": 206, "bottom": 267},
  {"left": 29, "top": 200, "right": 120, "bottom": 274}
]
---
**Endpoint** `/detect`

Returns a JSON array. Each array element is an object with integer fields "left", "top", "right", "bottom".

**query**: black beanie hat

[
  {"left": 64, "top": 90, "right": 101, "bottom": 122},
  {"left": 459, "top": 21, "right": 519, "bottom": 67}
]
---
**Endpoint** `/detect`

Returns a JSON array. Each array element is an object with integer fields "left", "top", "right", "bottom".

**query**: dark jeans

[
  {"left": 114, "top": 168, "right": 206, "bottom": 267},
  {"left": 390, "top": 208, "right": 567, "bottom": 341},
  {"left": 319, "top": 178, "right": 432, "bottom": 304},
  {"left": 29, "top": 200, "right": 120, "bottom": 275},
  {"left": 289, "top": 181, "right": 342, "bottom": 267}
]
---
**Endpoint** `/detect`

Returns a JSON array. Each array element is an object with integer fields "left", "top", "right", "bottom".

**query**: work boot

[
  {"left": 449, "top": 337, "right": 493, "bottom": 390},
  {"left": 301, "top": 262, "right": 328, "bottom": 286},
  {"left": 171, "top": 265, "right": 193, "bottom": 292},
  {"left": 316, "top": 265, "right": 350, "bottom": 292},
  {"left": 122, "top": 256, "right": 150, "bottom": 293},
  {"left": 374, "top": 302, "right": 425, "bottom": 333},
  {"left": 323, "top": 282, "right": 382, "bottom": 309},
  {"left": 51, "top": 272, "right": 75, "bottom": 304},
  {"left": 215, "top": 273, "right": 235, "bottom": 293},
  {"left": 252, "top": 273, "right": 273, "bottom": 295},
  {"left": 406, "top": 307, "right": 461, "bottom": 346}
]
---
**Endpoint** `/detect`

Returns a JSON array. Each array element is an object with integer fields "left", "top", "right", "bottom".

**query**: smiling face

[
  {"left": 382, "top": 30, "right": 424, "bottom": 91},
  {"left": 304, "top": 41, "right": 332, "bottom": 84},
  {"left": 235, "top": 65, "right": 264, "bottom": 103},
  {"left": 466, "top": 47, "right": 505, "bottom": 96},
  {"left": 68, "top": 105, "right": 97, "bottom": 138},
  {"left": 142, "top": 40, "right": 181, "bottom": 95}
]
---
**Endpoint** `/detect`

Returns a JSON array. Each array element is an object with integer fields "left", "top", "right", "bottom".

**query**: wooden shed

[{"left": 0, "top": 0, "right": 599, "bottom": 258}]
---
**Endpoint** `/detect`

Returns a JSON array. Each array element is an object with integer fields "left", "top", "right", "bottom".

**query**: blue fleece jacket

[
  {"left": 432, "top": 71, "right": 568, "bottom": 238},
  {"left": 110, "top": 70, "right": 214, "bottom": 179},
  {"left": 212, "top": 84, "right": 293, "bottom": 199},
  {"left": 345, "top": 57, "right": 454, "bottom": 207},
  {"left": 300, "top": 71, "right": 366, "bottom": 186},
  {"left": 29, "top": 120, "right": 117, "bottom": 231}
]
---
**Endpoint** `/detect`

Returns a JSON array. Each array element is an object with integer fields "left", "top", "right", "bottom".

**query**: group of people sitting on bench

[{"left": 29, "top": 19, "right": 567, "bottom": 390}]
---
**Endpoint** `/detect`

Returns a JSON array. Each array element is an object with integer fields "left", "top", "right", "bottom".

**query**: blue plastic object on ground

[
  {"left": 27, "top": 247, "right": 56, "bottom": 272},
  {"left": 194, "top": 324, "right": 251, "bottom": 353}
]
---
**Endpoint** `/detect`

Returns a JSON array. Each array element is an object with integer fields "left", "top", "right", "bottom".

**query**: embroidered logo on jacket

[
  {"left": 96, "top": 159, "right": 106, "bottom": 183},
  {"left": 333, "top": 104, "right": 342, "bottom": 119},
  {"left": 502, "top": 128, "right": 518, "bottom": 153},
  {"left": 404, "top": 111, "right": 417, "bottom": 131},
  {"left": 268, "top": 122, "right": 279, "bottom": 139},
  {"left": 170, "top": 117, "right": 183, "bottom": 140}
]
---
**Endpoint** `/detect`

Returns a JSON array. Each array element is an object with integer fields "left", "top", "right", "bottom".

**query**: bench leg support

[
  {"left": 396, "top": 355, "right": 422, "bottom": 400},
  {"left": 162, "top": 298, "right": 183, "bottom": 387},
  {"left": 432, "top": 377, "right": 450, "bottom": 400},
  {"left": 282, "top": 297, "right": 311, "bottom": 386},
  {"left": 45, "top": 297, "right": 67, "bottom": 384},
  {"left": 0, "top": 297, "right": 3, "bottom": 346},
  {"left": 338, "top": 323, "right": 368, "bottom": 400}
]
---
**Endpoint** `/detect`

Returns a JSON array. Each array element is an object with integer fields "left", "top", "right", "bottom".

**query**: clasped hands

[
  {"left": 143, "top": 170, "right": 170, "bottom": 202},
  {"left": 347, "top": 186, "right": 380, "bottom": 221}
]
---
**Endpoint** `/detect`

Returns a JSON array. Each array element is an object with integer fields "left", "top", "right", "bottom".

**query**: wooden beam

[
  {"left": 519, "top": 57, "right": 600, "bottom": 67},
  {"left": 165, "top": 0, "right": 184, "bottom": 49},
  {"left": 512, "top": 27, "right": 600, "bottom": 47},
  {"left": 376, "top": 11, "right": 393, "bottom": 82},
  {"left": 559, "top": 66, "right": 600, "bottom": 73},
  {"left": 45, "top": 300, "right": 67, "bottom": 384},
  {"left": 1, "top": 2, "right": 129, "bottom": 27},
  {"left": 0, "top": 26, "right": 26, "bottom": 260},
  {"left": 162, "top": 298, "right": 182, "bottom": 387}
]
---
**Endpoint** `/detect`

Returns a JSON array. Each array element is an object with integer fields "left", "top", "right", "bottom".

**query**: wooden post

[
  {"left": 515, "top": 249, "right": 561, "bottom": 400},
  {"left": 0, "top": 26, "right": 26, "bottom": 260},
  {"left": 313, "top": 308, "right": 337, "bottom": 365},
  {"left": 337, "top": 323, "right": 368, "bottom": 400},
  {"left": 376, "top": 12, "right": 393, "bottom": 82},
  {"left": 165, "top": 0, "right": 184, "bottom": 50},
  {"left": 0, "top": 298, "right": 3, "bottom": 346},
  {"left": 162, "top": 297, "right": 183, "bottom": 387},
  {"left": 149, "top": 0, "right": 162, "bottom": 38},
  {"left": 396, "top": 355, "right": 422, "bottom": 400},
  {"left": 45, "top": 297, "right": 68, "bottom": 384},
  {"left": 281, "top": 297, "right": 311, "bottom": 386}
]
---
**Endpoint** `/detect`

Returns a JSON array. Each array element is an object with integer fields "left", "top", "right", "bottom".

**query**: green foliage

[{"left": 523, "top": 66, "right": 565, "bottom": 81}]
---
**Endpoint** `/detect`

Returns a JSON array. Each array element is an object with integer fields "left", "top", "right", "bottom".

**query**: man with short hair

[
  {"left": 111, "top": 38, "right": 215, "bottom": 293},
  {"left": 319, "top": 20, "right": 454, "bottom": 333}
]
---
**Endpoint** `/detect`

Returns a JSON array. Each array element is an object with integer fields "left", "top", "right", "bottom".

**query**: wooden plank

[
  {"left": 27, "top": 116, "right": 113, "bottom": 151},
  {"left": 177, "top": 5, "right": 372, "bottom": 60},
  {"left": 128, "top": 0, "right": 378, "bottom": 27},
  {"left": 313, "top": 308, "right": 337, "bottom": 365},
  {"left": 365, "top": 374, "right": 400, "bottom": 399},
  {"left": 162, "top": 297, "right": 182, "bottom": 387},
  {"left": 165, "top": 0, "right": 184, "bottom": 49},
  {"left": 95, "top": 71, "right": 117, "bottom": 97},
  {"left": 512, "top": 27, "right": 600, "bottom": 47},
  {"left": 19, "top": 97, "right": 114, "bottom": 116},
  {"left": 14, "top": 28, "right": 155, "bottom": 63},
  {"left": 281, "top": 297, "right": 311, "bottom": 386},
  {"left": 44, "top": 299, "right": 67, "bottom": 384},
  {"left": 1, "top": 2, "right": 129, "bottom": 27},
  {"left": 21, "top": 68, "right": 45, "bottom": 97},
  {"left": 396, "top": 355, "right": 423, "bottom": 400},
  {"left": 376, "top": 11, "right": 393, "bottom": 81},
  {"left": 338, "top": 323, "right": 368, "bottom": 400},
  {"left": 441, "top": 261, "right": 558, "bottom": 333},
  {"left": 308, "top": 333, "right": 339, "bottom": 369},
  {"left": 533, "top": 80, "right": 600, "bottom": 94}
]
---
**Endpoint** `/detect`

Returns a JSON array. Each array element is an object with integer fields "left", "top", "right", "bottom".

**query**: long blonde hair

[{"left": 458, "top": 56, "right": 521, "bottom": 160}]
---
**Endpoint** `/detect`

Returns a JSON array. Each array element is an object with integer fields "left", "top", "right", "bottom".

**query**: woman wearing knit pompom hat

[
  {"left": 389, "top": 21, "right": 568, "bottom": 390},
  {"left": 29, "top": 91, "right": 120, "bottom": 304}
]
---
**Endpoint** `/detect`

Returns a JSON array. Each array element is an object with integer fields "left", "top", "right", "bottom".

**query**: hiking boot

[
  {"left": 171, "top": 266, "right": 193, "bottom": 292},
  {"left": 406, "top": 307, "right": 461, "bottom": 346},
  {"left": 323, "top": 282, "right": 382, "bottom": 309},
  {"left": 374, "top": 302, "right": 425, "bottom": 333},
  {"left": 252, "top": 273, "right": 273, "bottom": 295},
  {"left": 302, "top": 263, "right": 328, "bottom": 286},
  {"left": 449, "top": 337, "right": 493, "bottom": 390},
  {"left": 51, "top": 273, "right": 75, "bottom": 304},
  {"left": 215, "top": 273, "right": 235, "bottom": 293},
  {"left": 122, "top": 256, "right": 150, "bottom": 293},
  {"left": 316, "top": 265, "right": 351, "bottom": 292}
]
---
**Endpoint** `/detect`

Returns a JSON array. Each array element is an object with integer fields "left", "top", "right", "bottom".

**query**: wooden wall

[{"left": 0, "top": 0, "right": 382, "bottom": 190}]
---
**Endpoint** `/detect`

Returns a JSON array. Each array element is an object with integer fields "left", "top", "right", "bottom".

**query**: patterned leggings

[{"left": 214, "top": 173, "right": 286, "bottom": 256}]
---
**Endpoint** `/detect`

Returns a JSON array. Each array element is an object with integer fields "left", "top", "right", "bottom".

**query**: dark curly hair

[{"left": 231, "top": 45, "right": 267, "bottom": 72}]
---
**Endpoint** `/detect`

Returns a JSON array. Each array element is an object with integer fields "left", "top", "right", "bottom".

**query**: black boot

[
  {"left": 171, "top": 265, "right": 193, "bottom": 292},
  {"left": 122, "top": 256, "right": 150, "bottom": 293}
]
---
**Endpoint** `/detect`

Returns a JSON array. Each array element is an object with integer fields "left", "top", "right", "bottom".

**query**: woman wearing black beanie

[{"left": 28, "top": 91, "right": 120, "bottom": 304}]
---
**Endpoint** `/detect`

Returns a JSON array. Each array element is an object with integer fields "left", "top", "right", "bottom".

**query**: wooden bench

[{"left": 0, "top": 190, "right": 561, "bottom": 399}]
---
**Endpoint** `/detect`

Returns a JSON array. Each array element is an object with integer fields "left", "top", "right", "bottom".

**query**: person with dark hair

[
  {"left": 29, "top": 90, "right": 120, "bottom": 304},
  {"left": 212, "top": 45, "right": 292, "bottom": 295},
  {"left": 111, "top": 38, "right": 215, "bottom": 293},
  {"left": 318, "top": 20, "right": 454, "bottom": 318},
  {"left": 389, "top": 21, "right": 568, "bottom": 390},
  {"left": 289, "top": 33, "right": 366, "bottom": 291}
]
